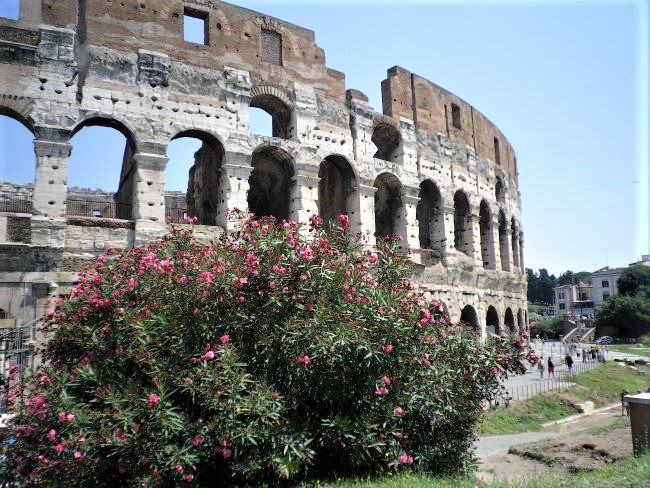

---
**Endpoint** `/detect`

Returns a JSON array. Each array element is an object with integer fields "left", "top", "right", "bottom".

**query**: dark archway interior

[
  {"left": 460, "top": 305, "right": 479, "bottom": 329},
  {"left": 318, "top": 155, "right": 354, "bottom": 224},
  {"left": 250, "top": 94, "right": 292, "bottom": 139},
  {"left": 495, "top": 176, "right": 505, "bottom": 203},
  {"left": 498, "top": 210, "right": 509, "bottom": 270},
  {"left": 374, "top": 173, "right": 401, "bottom": 238},
  {"left": 479, "top": 200, "right": 492, "bottom": 267},
  {"left": 454, "top": 191, "right": 470, "bottom": 254},
  {"left": 417, "top": 180, "right": 441, "bottom": 250},
  {"left": 504, "top": 308, "right": 516, "bottom": 332},
  {"left": 248, "top": 147, "right": 294, "bottom": 221},
  {"left": 371, "top": 123, "right": 400, "bottom": 162},
  {"left": 486, "top": 305, "right": 499, "bottom": 330}
]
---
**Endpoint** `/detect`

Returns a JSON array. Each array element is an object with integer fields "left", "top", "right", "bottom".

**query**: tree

[
  {"left": 557, "top": 270, "right": 590, "bottom": 286},
  {"left": 617, "top": 265, "right": 650, "bottom": 297},
  {"left": 594, "top": 294, "right": 650, "bottom": 338},
  {"left": 1, "top": 214, "right": 534, "bottom": 487},
  {"left": 526, "top": 268, "right": 557, "bottom": 305}
]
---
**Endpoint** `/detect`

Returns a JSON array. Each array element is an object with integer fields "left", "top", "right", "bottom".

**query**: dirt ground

[{"left": 477, "top": 406, "right": 633, "bottom": 482}]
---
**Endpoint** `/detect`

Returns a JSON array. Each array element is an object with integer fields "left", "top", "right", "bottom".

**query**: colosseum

[{"left": 0, "top": 0, "right": 527, "bottom": 369}]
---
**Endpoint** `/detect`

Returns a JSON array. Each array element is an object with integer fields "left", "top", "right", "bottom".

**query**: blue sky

[{"left": 0, "top": 0, "right": 647, "bottom": 276}]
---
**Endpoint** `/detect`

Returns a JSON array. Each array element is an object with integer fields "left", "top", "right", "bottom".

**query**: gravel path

[{"left": 474, "top": 432, "right": 560, "bottom": 456}]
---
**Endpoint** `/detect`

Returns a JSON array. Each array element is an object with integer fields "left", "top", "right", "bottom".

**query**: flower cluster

[{"left": 1, "top": 213, "right": 534, "bottom": 486}]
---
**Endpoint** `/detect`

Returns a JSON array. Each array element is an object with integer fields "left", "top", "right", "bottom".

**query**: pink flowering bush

[{"left": 1, "top": 213, "right": 535, "bottom": 486}]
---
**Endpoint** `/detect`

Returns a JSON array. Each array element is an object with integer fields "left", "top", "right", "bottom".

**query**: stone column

[
  {"left": 500, "top": 226, "right": 512, "bottom": 272},
  {"left": 441, "top": 204, "right": 457, "bottom": 261},
  {"left": 346, "top": 90, "right": 374, "bottom": 164},
  {"left": 358, "top": 183, "right": 377, "bottom": 246},
  {"left": 130, "top": 144, "right": 167, "bottom": 244},
  {"left": 401, "top": 191, "right": 421, "bottom": 255},
  {"left": 290, "top": 174, "right": 319, "bottom": 226},
  {"left": 221, "top": 152, "right": 253, "bottom": 232},
  {"left": 31, "top": 134, "right": 72, "bottom": 247},
  {"left": 468, "top": 211, "right": 482, "bottom": 266},
  {"left": 486, "top": 215, "right": 501, "bottom": 271}
]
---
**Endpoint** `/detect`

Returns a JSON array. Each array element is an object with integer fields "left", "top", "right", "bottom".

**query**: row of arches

[
  {"left": 1, "top": 111, "right": 523, "bottom": 270},
  {"left": 460, "top": 304, "right": 526, "bottom": 334}
]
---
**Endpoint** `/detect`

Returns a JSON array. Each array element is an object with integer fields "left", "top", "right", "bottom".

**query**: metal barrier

[
  {"left": 0, "top": 194, "right": 32, "bottom": 213},
  {"left": 65, "top": 199, "right": 132, "bottom": 220}
]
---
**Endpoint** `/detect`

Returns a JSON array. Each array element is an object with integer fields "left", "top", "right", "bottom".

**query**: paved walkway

[{"left": 474, "top": 432, "right": 559, "bottom": 456}]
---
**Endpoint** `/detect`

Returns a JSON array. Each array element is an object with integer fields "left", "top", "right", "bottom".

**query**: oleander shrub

[{"left": 1, "top": 213, "right": 536, "bottom": 487}]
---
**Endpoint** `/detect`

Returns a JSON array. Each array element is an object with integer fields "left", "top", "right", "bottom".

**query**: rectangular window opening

[
  {"left": 601, "top": 280, "right": 609, "bottom": 288},
  {"left": 184, "top": 8, "right": 208, "bottom": 45},
  {"left": 0, "top": 0, "right": 20, "bottom": 20},
  {"left": 493, "top": 137, "right": 501, "bottom": 165},
  {"left": 261, "top": 29, "right": 283, "bottom": 65},
  {"left": 91, "top": 209, "right": 103, "bottom": 218},
  {"left": 559, "top": 303, "right": 566, "bottom": 310},
  {"left": 451, "top": 103, "right": 461, "bottom": 129}
]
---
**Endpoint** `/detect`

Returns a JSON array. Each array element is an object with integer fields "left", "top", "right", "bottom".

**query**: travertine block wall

[{"left": 0, "top": 0, "right": 526, "bottom": 339}]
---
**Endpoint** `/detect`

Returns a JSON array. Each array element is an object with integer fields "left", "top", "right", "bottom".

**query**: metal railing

[
  {"left": 0, "top": 194, "right": 32, "bottom": 213},
  {"left": 65, "top": 199, "right": 133, "bottom": 220}
]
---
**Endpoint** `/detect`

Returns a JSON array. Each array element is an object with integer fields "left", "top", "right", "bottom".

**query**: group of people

[{"left": 536, "top": 353, "right": 575, "bottom": 379}]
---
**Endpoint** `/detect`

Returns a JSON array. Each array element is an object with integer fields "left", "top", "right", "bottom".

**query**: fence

[
  {"left": 165, "top": 207, "right": 188, "bottom": 224},
  {"left": 65, "top": 199, "right": 133, "bottom": 220},
  {"left": 503, "top": 361, "right": 602, "bottom": 403},
  {"left": 0, "top": 194, "right": 32, "bottom": 213}
]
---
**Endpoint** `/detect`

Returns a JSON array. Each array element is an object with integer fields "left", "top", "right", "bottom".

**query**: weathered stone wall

[{"left": 0, "top": 0, "right": 527, "bottom": 337}]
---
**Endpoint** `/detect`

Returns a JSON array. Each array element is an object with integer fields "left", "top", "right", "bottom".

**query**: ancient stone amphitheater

[{"left": 0, "top": 1, "right": 527, "bottom": 369}]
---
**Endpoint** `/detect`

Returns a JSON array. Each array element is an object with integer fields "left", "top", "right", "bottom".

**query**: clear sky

[{"left": 0, "top": 0, "right": 647, "bottom": 277}]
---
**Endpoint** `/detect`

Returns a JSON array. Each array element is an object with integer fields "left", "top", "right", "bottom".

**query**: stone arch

[
  {"left": 249, "top": 85, "right": 293, "bottom": 139},
  {"left": 70, "top": 116, "right": 138, "bottom": 219},
  {"left": 486, "top": 305, "right": 500, "bottom": 334},
  {"left": 479, "top": 200, "right": 496, "bottom": 269},
  {"left": 248, "top": 145, "right": 295, "bottom": 221},
  {"left": 373, "top": 172, "right": 402, "bottom": 239},
  {"left": 253, "top": 16, "right": 301, "bottom": 57},
  {"left": 495, "top": 175, "right": 506, "bottom": 204},
  {"left": 371, "top": 118, "right": 401, "bottom": 163},
  {"left": 460, "top": 304, "right": 479, "bottom": 331},
  {"left": 511, "top": 218, "right": 520, "bottom": 269},
  {"left": 416, "top": 179, "right": 443, "bottom": 252},
  {"left": 504, "top": 307, "right": 516, "bottom": 333},
  {"left": 453, "top": 190, "right": 472, "bottom": 256},
  {"left": 168, "top": 130, "right": 225, "bottom": 226},
  {"left": 517, "top": 308, "right": 524, "bottom": 330},
  {"left": 498, "top": 210, "right": 510, "bottom": 271},
  {"left": 0, "top": 110, "right": 36, "bottom": 190},
  {"left": 318, "top": 154, "right": 357, "bottom": 225},
  {"left": 0, "top": 96, "right": 35, "bottom": 134},
  {"left": 211, "top": 8, "right": 232, "bottom": 36}
]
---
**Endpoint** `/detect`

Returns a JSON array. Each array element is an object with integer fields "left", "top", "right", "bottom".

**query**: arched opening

[
  {"left": 249, "top": 93, "right": 292, "bottom": 139},
  {"left": 0, "top": 308, "right": 7, "bottom": 319},
  {"left": 511, "top": 218, "right": 520, "bottom": 269},
  {"left": 69, "top": 118, "right": 136, "bottom": 220},
  {"left": 460, "top": 305, "right": 479, "bottom": 332},
  {"left": 371, "top": 122, "right": 401, "bottom": 163},
  {"left": 0, "top": 113, "right": 35, "bottom": 219},
  {"left": 318, "top": 155, "right": 356, "bottom": 225},
  {"left": 453, "top": 190, "right": 472, "bottom": 256},
  {"left": 416, "top": 179, "right": 443, "bottom": 252},
  {"left": 498, "top": 210, "right": 510, "bottom": 271},
  {"left": 373, "top": 173, "right": 402, "bottom": 239},
  {"left": 504, "top": 307, "right": 516, "bottom": 333},
  {"left": 517, "top": 309, "right": 524, "bottom": 330},
  {"left": 495, "top": 176, "right": 505, "bottom": 204},
  {"left": 248, "top": 146, "right": 294, "bottom": 221},
  {"left": 486, "top": 305, "right": 499, "bottom": 335},
  {"left": 167, "top": 131, "right": 225, "bottom": 226},
  {"left": 479, "top": 200, "right": 495, "bottom": 269}
]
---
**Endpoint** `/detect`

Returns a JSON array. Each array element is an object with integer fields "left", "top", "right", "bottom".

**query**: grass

[
  {"left": 301, "top": 452, "right": 650, "bottom": 487},
  {"left": 609, "top": 344, "right": 650, "bottom": 356},
  {"left": 480, "top": 362, "right": 650, "bottom": 435}
]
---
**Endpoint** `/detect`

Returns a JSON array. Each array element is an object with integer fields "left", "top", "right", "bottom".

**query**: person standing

[
  {"left": 547, "top": 356, "right": 555, "bottom": 378},
  {"left": 537, "top": 359, "right": 545, "bottom": 379},
  {"left": 621, "top": 389, "right": 630, "bottom": 416},
  {"left": 565, "top": 353, "right": 574, "bottom": 374}
]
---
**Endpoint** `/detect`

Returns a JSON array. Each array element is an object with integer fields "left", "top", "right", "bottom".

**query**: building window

[
  {"left": 580, "top": 292, "right": 588, "bottom": 301},
  {"left": 451, "top": 103, "right": 461, "bottom": 129},
  {"left": 601, "top": 280, "right": 609, "bottom": 288},
  {"left": 603, "top": 293, "right": 610, "bottom": 300},
  {"left": 184, "top": 8, "right": 208, "bottom": 45},
  {"left": 261, "top": 29, "right": 282, "bottom": 65},
  {"left": 558, "top": 292, "right": 565, "bottom": 299},
  {"left": 493, "top": 137, "right": 501, "bottom": 165},
  {"left": 91, "top": 209, "right": 103, "bottom": 218},
  {"left": 559, "top": 303, "right": 566, "bottom": 310}
]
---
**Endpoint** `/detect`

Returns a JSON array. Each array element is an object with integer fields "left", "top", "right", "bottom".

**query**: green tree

[
  {"left": 617, "top": 265, "right": 650, "bottom": 297},
  {"left": 526, "top": 268, "right": 557, "bottom": 305},
  {"left": 594, "top": 294, "right": 650, "bottom": 338},
  {"left": 557, "top": 270, "right": 590, "bottom": 286}
]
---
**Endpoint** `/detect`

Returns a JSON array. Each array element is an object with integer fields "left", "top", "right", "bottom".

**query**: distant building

[
  {"left": 629, "top": 255, "right": 650, "bottom": 267},
  {"left": 553, "top": 266, "right": 624, "bottom": 317}
]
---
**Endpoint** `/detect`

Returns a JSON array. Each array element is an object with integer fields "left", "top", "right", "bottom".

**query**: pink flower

[
  {"left": 381, "top": 344, "right": 393, "bottom": 353},
  {"left": 115, "top": 428, "right": 126, "bottom": 442},
  {"left": 66, "top": 413, "right": 75, "bottom": 422},
  {"left": 186, "top": 474, "right": 195, "bottom": 482},
  {"left": 55, "top": 442, "right": 65, "bottom": 454},
  {"left": 296, "top": 354, "right": 311, "bottom": 365},
  {"left": 202, "top": 350, "right": 215, "bottom": 361},
  {"left": 382, "top": 375, "right": 391, "bottom": 385},
  {"left": 73, "top": 450, "right": 85, "bottom": 461},
  {"left": 393, "top": 406, "right": 404, "bottom": 416},
  {"left": 48, "top": 429, "right": 57, "bottom": 441},
  {"left": 178, "top": 275, "right": 188, "bottom": 285},
  {"left": 222, "top": 448, "right": 232, "bottom": 459},
  {"left": 220, "top": 335, "right": 230, "bottom": 344},
  {"left": 175, "top": 464, "right": 184, "bottom": 472},
  {"left": 374, "top": 387, "right": 389, "bottom": 396},
  {"left": 398, "top": 452, "right": 413, "bottom": 464},
  {"left": 191, "top": 435, "right": 203, "bottom": 447},
  {"left": 148, "top": 393, "right": 160, "bottom": 406},
  {"left": 298, "top": 246, "right": 314, "bottom": 262}
]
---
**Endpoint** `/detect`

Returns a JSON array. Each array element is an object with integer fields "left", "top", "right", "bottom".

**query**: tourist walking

[
  {"left": 537, "top": 359, "right": 545, "bottom": 379},
  {"left": 565, "top": 353, "right": 574, "bottom": 374},
  {"left": 547, "top": 357, "right": 555, "bottom": 378}
]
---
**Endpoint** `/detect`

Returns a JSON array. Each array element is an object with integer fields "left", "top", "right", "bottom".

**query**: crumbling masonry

[{"left": 0, "top": 1, "right": 527, "bottom": 367}]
